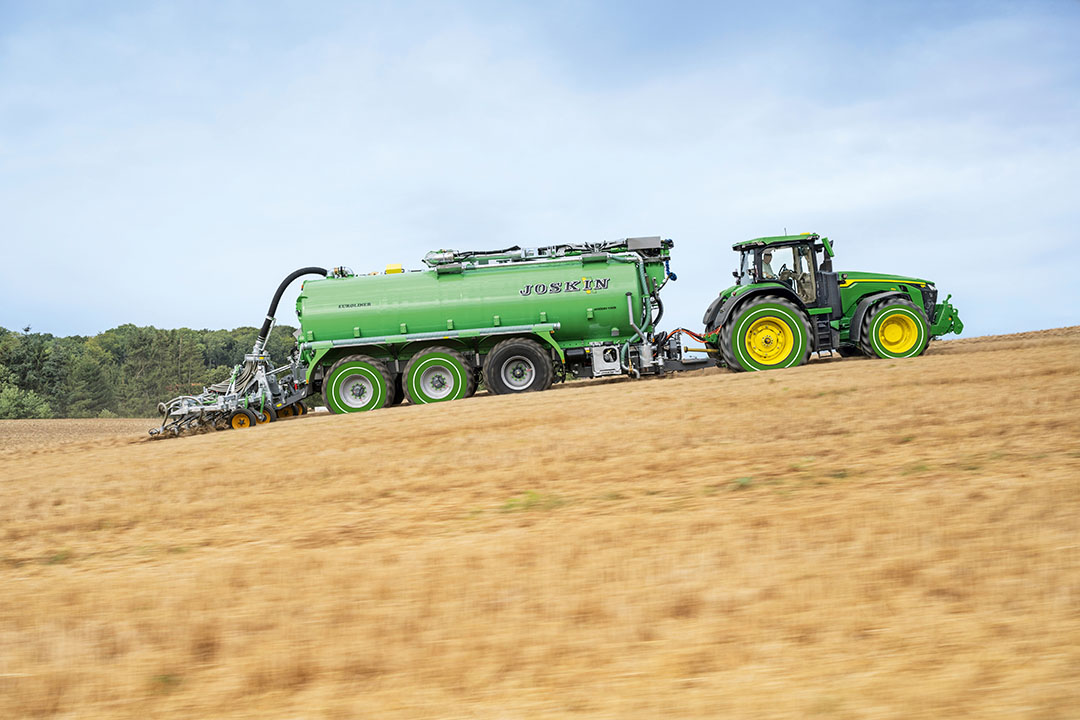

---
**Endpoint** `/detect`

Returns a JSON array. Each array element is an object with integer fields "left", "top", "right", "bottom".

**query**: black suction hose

[{"left": 255, "top": 266, "right": 328, "bottom": 351}]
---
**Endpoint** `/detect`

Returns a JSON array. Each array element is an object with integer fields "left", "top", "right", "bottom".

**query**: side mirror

[{"left": 732, "top": 271, "right": 739, "bottom": 279}]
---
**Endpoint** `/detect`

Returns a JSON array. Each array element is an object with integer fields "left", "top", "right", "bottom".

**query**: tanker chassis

[{"left": 151, "top": 233, "right": 962, "bottom": 434}]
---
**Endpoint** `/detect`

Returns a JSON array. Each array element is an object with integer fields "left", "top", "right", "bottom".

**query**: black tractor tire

[
  {"left": 720, "top": 294, "right": 812, "bottom": 372},
  {"left": 483, "top": 338, "right": 554, "bottom": 395},
  {"left": 858, "top": 298, "right": 930, "bottom": 359}
]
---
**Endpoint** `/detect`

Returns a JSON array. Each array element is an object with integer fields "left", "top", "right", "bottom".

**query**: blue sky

[{"left": 1, "top": 0, "right": 1078, "bottom": 338}]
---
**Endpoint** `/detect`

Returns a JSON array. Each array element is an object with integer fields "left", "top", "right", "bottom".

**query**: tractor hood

[{"left": 839, "top": 271, "right": 933, "bottom": 287}]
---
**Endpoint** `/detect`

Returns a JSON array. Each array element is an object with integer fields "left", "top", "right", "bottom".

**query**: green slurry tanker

[{"left": 151, "top": 233, "right": 962, "bottom": 435}]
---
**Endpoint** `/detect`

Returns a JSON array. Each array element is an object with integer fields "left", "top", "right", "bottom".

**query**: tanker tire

[
  {"left": 720, "top": 294, "right": 811, "bottom": 372},
  {"left": 483, "top": 338, "right": 554, "bottom": 395},
  {"left": 323, "top": 355, "right": 395, "bottom": 413},
  {"left": 859, "top": 298, "right": 929, "bottom": 359},
  {"left": 403, "top": 346, "right": 474, "bottom": 405}
]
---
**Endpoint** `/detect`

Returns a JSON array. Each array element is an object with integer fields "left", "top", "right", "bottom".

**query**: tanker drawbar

[{"left": 149, "top": 231, "right": 962, "bottom": 435}]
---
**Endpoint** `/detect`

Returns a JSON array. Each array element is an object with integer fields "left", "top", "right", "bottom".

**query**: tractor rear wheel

[
  {"left": 323, "top": 355, "right": 395, "bottom": 413},
  {"left": 859, "top": 298, "right": 929, "bottom": 359},
  {"left": 720, "top": 295, "right": 812, "bottom": 372},
  {"left": 403, "top": 346, "right": 474, "bottom": 405},
  {"left": 483, "top": 338, "right": 553, "bottom": 395}
]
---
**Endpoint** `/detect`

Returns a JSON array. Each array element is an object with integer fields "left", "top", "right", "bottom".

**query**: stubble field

[{"left": 1, "top": 327, "right": 1078, "bottom": 719}]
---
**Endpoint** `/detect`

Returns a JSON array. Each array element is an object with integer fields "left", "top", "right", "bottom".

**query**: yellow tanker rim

[
  {"left": 878, "top": 313, "right": 919, "bottom": 353},
  {"left": 744, "top": 316, "right": 791, "bottom": 365},
  {"left": 230, "top": 413, "right": 251, "bottom": 429}
]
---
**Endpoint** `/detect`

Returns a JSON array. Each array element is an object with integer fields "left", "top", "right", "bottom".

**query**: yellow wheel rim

[
  {"left": 278, "top": 406, "right": 294, "bottom": 418},
  {"left": 254, "top": 411, "right": 269, "bottom": 425},
  {"left": 744, "top": 316, "right": 791, "bottom": 365},
  {"left": 878, "top": 313, "right": 919, "bottom": 353},
  {"left": 230, "top": 414, "right": 251, "bottom": 429}
]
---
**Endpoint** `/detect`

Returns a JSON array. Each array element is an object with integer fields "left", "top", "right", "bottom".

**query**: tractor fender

[
  {"left": 711, "top": 286, "right": 807, "bottom": 334},
  {"left": 849, "top": 292, "right": 909, "bottom": 345}
]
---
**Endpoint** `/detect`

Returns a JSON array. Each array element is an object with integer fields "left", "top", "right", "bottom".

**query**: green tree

[
  {"left": 67, "top": 342, "right": 118, "bottom": 417},
  {"left": 0, "top": 364, "right": 54, "bottom": 419}
]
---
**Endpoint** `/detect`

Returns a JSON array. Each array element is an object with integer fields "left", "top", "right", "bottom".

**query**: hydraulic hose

[{"left": 254, "top": 266, "right": 328, "bottom": 353}]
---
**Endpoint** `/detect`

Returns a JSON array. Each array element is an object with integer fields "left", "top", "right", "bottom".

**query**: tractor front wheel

[
  {"left": 859, "top": 298, "right": 929, "bottom": 359},
  {"left": 720, "top": 295, "right": 812, "bottom": 372}
]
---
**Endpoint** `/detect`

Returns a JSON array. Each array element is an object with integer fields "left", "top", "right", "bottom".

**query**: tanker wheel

[
  {"left": 859, "top": 298, "right": 929, "bottom": 359},
  {"left": 388, "top": 374, "right": 405, "bottom": 406},
  {"left": 483, "top": 338, "right": 553, "bottom": 395},
  {"left": 277, "top": 405, "right": 296, "bottom": 418},
  {"left": 229, "top": 408, "right": 257, "bottom": 429},
  {"left": 253, "top": 406, "right": 277, "bottom": 424},
  {"left": 403, "top": 346, "right": 474, "bottom": 405},
  {"left": 720, "top": 295, "right": 811, "bottom": 372},
  {"left": 323, "top": 355, "right": 395, "bottom": 413},
  {"left": 295, "top": 402, "right": 308, "bottom": 415}
]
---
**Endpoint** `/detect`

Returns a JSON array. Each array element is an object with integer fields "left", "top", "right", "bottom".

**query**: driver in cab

[{"left": 761, "top": 250, "right": 777, "bottom": 280}]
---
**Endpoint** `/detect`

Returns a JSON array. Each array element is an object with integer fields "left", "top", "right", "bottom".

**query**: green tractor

[{"left": 701, "top": 233, "right": 963, "bottom": 371}]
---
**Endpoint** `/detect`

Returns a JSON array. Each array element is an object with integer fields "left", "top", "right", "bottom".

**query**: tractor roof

[
  {"left": 732, "top": 232, "right": 834, "bottom": 257},
  {"left": 732, "top": 233, "right": 819, "bottom": 250}
]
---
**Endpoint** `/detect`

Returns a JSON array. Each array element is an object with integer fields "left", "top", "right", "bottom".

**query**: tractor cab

[{"left": 732, "top": 233, "right": 834, "bottom": 307}]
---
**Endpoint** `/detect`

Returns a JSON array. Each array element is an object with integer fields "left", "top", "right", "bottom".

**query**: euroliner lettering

[{"left": 520, "top": 278, "right": 610, "bottom": 296}]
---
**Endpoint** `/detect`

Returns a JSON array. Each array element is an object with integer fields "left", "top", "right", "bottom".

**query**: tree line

[{"left": 0, "top": 324, "right": 299, "bottom": 419}]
